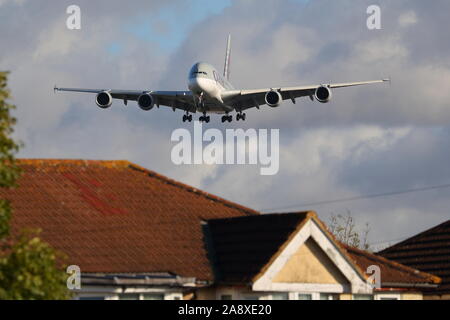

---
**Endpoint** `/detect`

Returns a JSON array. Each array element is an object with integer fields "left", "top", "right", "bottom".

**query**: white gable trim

[
  {"left": 269, "top": 283, "right": 348, "bottom": 293},
  {"left": 252, "top": 219, "right": 372, "bottom": 294}
]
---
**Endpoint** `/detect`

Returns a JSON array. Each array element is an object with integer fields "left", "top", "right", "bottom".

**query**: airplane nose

[
  {"left": 188, "top": 76, "right": 220, "bottom": 102},
  {"left": 188, "top": 77, "right": 200, "bottom": 93},
  {"left": 189, "top": 77, "right": 206, "bottom": 94}
]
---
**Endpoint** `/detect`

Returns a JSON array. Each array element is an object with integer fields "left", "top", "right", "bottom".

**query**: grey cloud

[{"left": 1, "top": 0, "right": 450, "bottom": 245}]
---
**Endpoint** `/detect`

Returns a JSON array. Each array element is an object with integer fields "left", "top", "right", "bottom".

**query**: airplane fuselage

[{"left": 187, "top": 62, "right": 234, "bottom": 114}]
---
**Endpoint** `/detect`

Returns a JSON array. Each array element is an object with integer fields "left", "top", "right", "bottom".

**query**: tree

[
  {"left": 0, "top": 231, "right": 71, "bottom": 299},
  {"left": 328, "top": 210, "right": 371, "bottom": 251},
  {"left": 0, "top": 72, "right": 20, "bottom": 239},
  {"left": 0, "top": 71, "right": 70, "bottom": 300}
]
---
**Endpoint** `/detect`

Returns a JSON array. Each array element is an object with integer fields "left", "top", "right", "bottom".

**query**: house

[
  {"left": 379, "top": 220, "right": 450, "bottom": 300},
  {"left": 0, "top": 159, "right": 441, "bottom": 300},
  {"left": 200, "top": 212, "right": 440, "bottom": 300}
]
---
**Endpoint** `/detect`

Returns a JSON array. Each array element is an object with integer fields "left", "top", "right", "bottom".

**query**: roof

[
  {"left": 206, "top": 211, "right": 440, "bottom": 288},
  {"left": 344, "top": 244, "right": 440, "bottom": 288},
  {"left": 81, "top": 273, "right": 196, "bottom": 288},
  {"left": 206, "top": 212, "right": 312, "bottom": 283},
  {"left": 1, "top": 159, "right": 259, "bottom": 281},
  {"left": 379, "top": 220, "right": 450, "bottom": 294},
  {"left": 1, "top": 159, "right": 440, "bottom": 290}
]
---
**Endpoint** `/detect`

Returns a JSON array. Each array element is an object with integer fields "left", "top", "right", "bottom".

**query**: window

[
  {"left": 271, "top": 293, "right": 289, "bottom": 300},
  {"left": 79, "top": 296, "right": 105, "bottom": 300},
  {"left": 119, "top": 294, "right": 140, "bottom": 300},
  {"left": 298, "top": 294, "right": 313, "bottom": 300},
  {"left": 192, "top": 71, "right": 207, "bottom": 76},
  {"left": 353, "top": 294, "right": 374, "bottom": 300},
  {"left": 376, "top": 294, "right": 401, "bottom": 300},
  {"left": 320, "top": 293, "right": 339, "bottom": 300},
  {"left": 142, "top": 294, "right": 165, "bottom": 300},
  {"left": 220, "top": 295, "right": 232, "bottom": 300}
]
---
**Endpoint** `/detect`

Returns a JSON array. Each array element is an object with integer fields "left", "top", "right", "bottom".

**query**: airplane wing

[
  {"left": 54, "top": 87, "right": 197, "bottom": 112},
  {"left": 221, "top": 79, "right": 389, "bottom": 110}
]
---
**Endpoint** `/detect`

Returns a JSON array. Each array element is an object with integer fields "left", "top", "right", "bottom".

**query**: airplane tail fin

[{"left": 223, "top": 34, "right": 231, "bottom": 81}]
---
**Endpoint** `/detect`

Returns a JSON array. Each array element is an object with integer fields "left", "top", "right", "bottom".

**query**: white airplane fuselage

[{"left": 187, "top": 62, "right": 234, "bottom": 114}]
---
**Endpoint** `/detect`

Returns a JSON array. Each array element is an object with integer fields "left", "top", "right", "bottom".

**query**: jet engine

[
  {"left": 315, "top": 85, "right": 332, "bottom": 103},
  {"left": 96, "top": 91, "right": 113, "bottom": 109},
  {"left": 265, "top": 90, "right": 282, "bottom": 108},
  {"left": 138, "top": 93, "right": 155, "bottom": 111}
]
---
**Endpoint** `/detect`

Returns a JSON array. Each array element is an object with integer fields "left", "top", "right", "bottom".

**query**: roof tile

[
  {"left": 1, "top": 159, "right": 258, "bottom": 281},
  {"left": 379, "top": 220, "right": 450, "bottom": 294}
]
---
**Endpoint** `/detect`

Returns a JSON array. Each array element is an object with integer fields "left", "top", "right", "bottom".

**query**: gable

[
  {"left": 253, "top": 218, "right": 372, "bottom": 294},
  {"left": 273, "top": 238, "right": 348, "bottom": 285},
  {"left": 206, "top": 212, "right": 311, "bottom": 283}
]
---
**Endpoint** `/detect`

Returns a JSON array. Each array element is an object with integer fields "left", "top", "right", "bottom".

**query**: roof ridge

[
  {"left": 208, "top": 211, "right": 313, "bottom": 223},
  {"left": 126, "top": 163, "right": 260, "bottom": 216},
  {"left": 16, "top": 158, "right": 260, "bottom": 216},
  {"left": 344, "top": 244, "right": 441, "bottom": 284},
  {"left": 17, "top": 158, "right": 131, "bottom": 168}
]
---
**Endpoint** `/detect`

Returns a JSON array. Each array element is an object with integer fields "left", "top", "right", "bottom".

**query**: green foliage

[
  {"left": 0, "top": 230, "right": 71, "bottom": 300},
  {"left": 0, "top": 72, "right": 21, "bottom": 239},
  {"left": 0, "top": 71, "right": 70, "bottom": 300},
  {"left": 0, "top": 72, "right": 21, "bottom": 188},
  {"left": 0, "top": 199, "right": 12, "bottom": 240}
]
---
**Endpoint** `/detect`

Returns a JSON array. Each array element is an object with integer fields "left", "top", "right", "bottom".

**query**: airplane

[{"left": 54, "top": 35, "right": 389, "bottom": 123}]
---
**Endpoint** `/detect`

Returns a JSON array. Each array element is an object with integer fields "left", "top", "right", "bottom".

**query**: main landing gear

[
  {"left": 182, "top": 113, "right": 193, "bottom": 122},
  {"left": 221, "top": 112, "right": 246, "bottom": 123},
  {"left": 236, "top": 112, "right": 246, "bottom": 121},
  {"left": 221, "top": 114, "right": 233, "bottom": 123},
  {"left": 199, "top": 112, "right": 210, "bottom": 123}
]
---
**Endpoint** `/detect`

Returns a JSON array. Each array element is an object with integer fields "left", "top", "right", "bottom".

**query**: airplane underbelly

[{"left": 197, "top": 102, "right": 229, "bottom": 114}]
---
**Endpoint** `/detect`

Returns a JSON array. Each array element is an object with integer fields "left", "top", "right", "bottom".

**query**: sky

[{"left": 1, "top": 0, "right": 449, "bottom": 250}]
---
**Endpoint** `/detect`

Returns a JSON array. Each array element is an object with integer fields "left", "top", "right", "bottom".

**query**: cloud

[
  {"left": 1, "top": 0, "right": 450, "bottom": 246},
  {"left": 398, "top": 10, "right": 418, "bottom": 28},
  {"left": 0, "top": 0, "right": 26, "bottom": 7}
]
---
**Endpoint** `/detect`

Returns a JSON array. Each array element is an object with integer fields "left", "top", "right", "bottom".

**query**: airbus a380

[{"left": 55, "top": 35, "right": 389, "bottom": 123}]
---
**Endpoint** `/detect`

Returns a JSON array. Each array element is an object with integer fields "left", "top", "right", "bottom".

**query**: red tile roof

[
  {"left": 311, "top": 215, "right": 441, "bottom": 288},
  {"left": 0, "top": 159, "right": 440, "bottom": 290},
  {"left": 343, "top": 244, "right": 441, "bottom": 288},
  {"left": 1, "top": 159, "right": 258, "bottom": 281},
  {"left": 379, "top": 220, "right": 450, "bottom": 294}
]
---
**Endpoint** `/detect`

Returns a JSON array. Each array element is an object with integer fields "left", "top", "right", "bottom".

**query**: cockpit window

[{"left": 192, "top": 71, "right": 207, "bottom": 75}]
